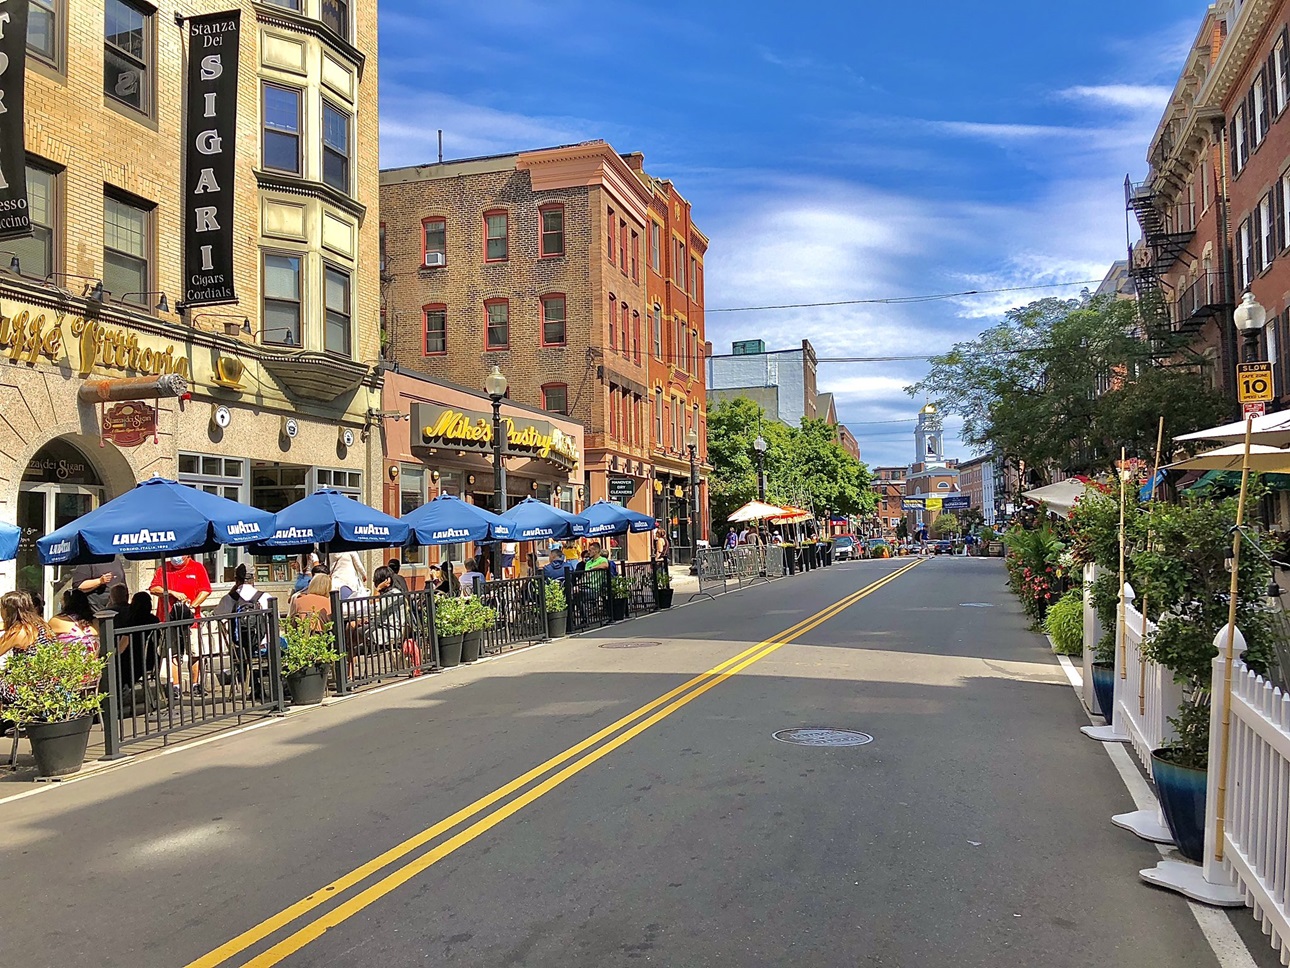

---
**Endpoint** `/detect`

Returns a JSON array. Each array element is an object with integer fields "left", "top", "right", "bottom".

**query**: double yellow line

[{"left": 189, "top": 558, "right": 921, "bottom": 968}]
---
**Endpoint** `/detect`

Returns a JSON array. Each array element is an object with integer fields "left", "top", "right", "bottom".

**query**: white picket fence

[
  {"left": 1214, "top": 654, "right": 1290, "bottom": 963},
  {"left": 1115, "top": 584, "right": 1182, "bottom": 772}
]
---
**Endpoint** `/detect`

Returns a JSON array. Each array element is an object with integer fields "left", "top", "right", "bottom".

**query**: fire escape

[{"left": 1124, "top": 174, "right": 1196, "bottom": 344}]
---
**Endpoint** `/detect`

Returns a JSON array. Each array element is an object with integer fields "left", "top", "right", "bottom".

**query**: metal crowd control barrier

[
  {"left": 695, "top": 548, "right": 728, "bottom": 597},
  {"left": 476, "top": 576, "right": 547, "bottom": 655},
  {"left": 99, "top": 599, "right": 284, "bottom": 756},
  {"left": 765, "top": 545, "right": 787, "bottom": 577},
  {"left": 331, "top": 588, "right": 438, "bottom": 694},
  {"left": 567, "top": 569, "right": 612, "bottom": 632}
]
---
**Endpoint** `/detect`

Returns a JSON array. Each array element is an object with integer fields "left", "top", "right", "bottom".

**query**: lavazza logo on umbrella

[
  {"left": 528, "top": 527, "right": 554, "bottom": 538},
  {"left": 113, "top": 529, "right": 178, "bottom": 546},
  {"left": 47, "top": 540, "right": 72, "bottom": 557},
  {"left": 226, "top": 521, "right": 262, "bottom": 536},
  {"left": 274, "top": 527, "right": 317, "bottom": 541},
  {"left": 432, "top": 527, "right": 470, "bottom": 541},
  {"left": 353, "top": 524, "right": 391, "bottom": 537}
]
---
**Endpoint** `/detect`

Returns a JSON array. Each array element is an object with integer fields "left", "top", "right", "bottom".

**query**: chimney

[{"left": 622, "top": 152, "right": 645, "bottom": 172}]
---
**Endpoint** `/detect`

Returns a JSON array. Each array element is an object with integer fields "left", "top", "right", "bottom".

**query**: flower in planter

[
  {"left": 1, "top": 640, "right": 105, "bottom": 725},
  {"left": 281, "top": 616, "right": 342, "bottom": 676}
]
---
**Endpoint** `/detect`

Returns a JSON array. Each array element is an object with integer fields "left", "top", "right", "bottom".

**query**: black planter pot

[
  {"left": 27, "top": 716, "right": 93, "bottom": 778},
  {"left": 1151, "top": 749, "right": 1208, "bottom": 863},
  {"left": 656, "top": 587, "right": 674, "bottom": 608},
  {"left": 547, "top": 610, "right": 568, "bottom": 638},
  {"left": 461, "top": 629, "right": 483, "bottom": 663},
  {"left": 1091, "top": 662, "right": 1116, "bottom": 722},
  {"left": 610, "top": 597, "right": 629, "bottom": 621},
  {"left": 439, "top": 634, "right": 463, "bottom": 667},
  {"left": 286, "top": 665, "right": 328, "bottom": 706}
]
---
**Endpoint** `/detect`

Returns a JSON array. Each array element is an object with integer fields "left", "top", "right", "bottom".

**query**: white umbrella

[
  {"left": 728, "top": 500, "right": 790, "bottom": 523},
  {"left": 1165, "top": 442, "right": 1290, "bottom": 474},
  {"left": 1021, "top": 479, "right": 1090, "bottom": 519},
  {"left": 1175, "top": 411, "right": 1290, "bottom": 448}
]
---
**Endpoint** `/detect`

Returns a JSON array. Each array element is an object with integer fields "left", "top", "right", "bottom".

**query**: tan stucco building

[{"left": 2, "top": 1, "right": 382, "bottom": 603}]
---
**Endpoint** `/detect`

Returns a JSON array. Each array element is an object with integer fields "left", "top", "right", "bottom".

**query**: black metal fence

[
  {"left": 475, "top": 577, "right": 547, "bottom": 655},
  {"left": 621, "top": 561, "right": 660, "bottom": 617},
  {"left": 98, "top": 601, "right": 284, "bottom": 755},
  {"left": 331, "top": 588, "right": 438, "bottom": 693},
  {"left": 567, "top": 569, "right": 612, "bottom": 632}
]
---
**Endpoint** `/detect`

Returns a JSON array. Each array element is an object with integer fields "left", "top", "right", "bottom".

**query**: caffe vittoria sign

[
  {"left": 0, "top": 0, "right": 31, "bottom": 242},
  {"left": 183, "top": 10, "right": 241, "bottom": 308}
]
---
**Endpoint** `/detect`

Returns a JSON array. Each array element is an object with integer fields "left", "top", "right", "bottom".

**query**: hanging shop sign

[
  {"left": 182, "top": 10, "right": 242, "bottom": 308},
  {"left": 608, "top": 477, "right": 637, "bottom": 500},
  {"left": 0, "top": 300, "right": 191, "bottom": 379},
  {"left": 941, "top": 496, "right": 971, "bottom": 510},
  {"left": 411, "top": 403, "right": 580, "bottom": 468},
  {"left": 101, "top": 401, "right": 158, "bottom": 447},
  {"left": 0, "top": 0, "right": 30, "bottom": 242}
]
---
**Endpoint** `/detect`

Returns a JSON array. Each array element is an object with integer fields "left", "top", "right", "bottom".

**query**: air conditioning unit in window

[{"left": 424, "top": 252, "right": 445, "bottom": 268}]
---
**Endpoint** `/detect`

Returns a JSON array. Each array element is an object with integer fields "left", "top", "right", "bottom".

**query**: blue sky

[{"left": 377, "top": 0, "right": 1197, "bottom": 468}]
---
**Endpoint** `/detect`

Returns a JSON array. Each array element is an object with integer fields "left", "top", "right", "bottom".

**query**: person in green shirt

[{"left": 584, "top": 543, "right": 610, "bottom": 571}]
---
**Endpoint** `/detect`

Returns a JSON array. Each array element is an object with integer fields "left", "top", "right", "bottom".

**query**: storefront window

[
  {"left": 252, "top": 463, "right": 308, "bottom": 513},
  {"left": 315, "top": 467, "right": 361, "bottom": 497},
  {"left": 400, "top": 466, "right": 426, "bottom": 565},
  {"left": 179, "top": 454, "right": 246, "bottom": 583},
  {"left": 559, "top": 485, "right": 575, "bottom": 513},
  {"left": 437, "top": 470, "right": 466, "bottom": 563}
]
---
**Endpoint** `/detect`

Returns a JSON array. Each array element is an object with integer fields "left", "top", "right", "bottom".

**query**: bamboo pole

[
  {"left": 1118, "top": 447, "right": 1128, "bottom": 680},
  {"left": 1140, "top": 416, "right": 1166, "bottom": 715},
  {"left": 1214, "top": 414, "right": 1256, "bottom": 863}
]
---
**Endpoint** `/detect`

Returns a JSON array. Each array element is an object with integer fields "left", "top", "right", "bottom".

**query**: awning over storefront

[{"left": 260, "top": 351, "right": 370, "bottom": 401}]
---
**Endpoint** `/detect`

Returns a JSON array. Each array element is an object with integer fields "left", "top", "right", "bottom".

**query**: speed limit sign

[{"left": 1237, "top": 362, "right": 1274, "bottom": 403}]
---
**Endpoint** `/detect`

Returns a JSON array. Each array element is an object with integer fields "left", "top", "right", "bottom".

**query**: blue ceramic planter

[
  {"left": 1151, "top": 749, "right": 1207, "bottom": 863},
  {"left": 1091, "top": 662, "right": 1116, "bottom": 722}
]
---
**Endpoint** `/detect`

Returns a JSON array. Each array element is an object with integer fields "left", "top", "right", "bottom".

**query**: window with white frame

[
  {"left": 1259, "top": 193, "right": 1275, "bottom": 270},
  {"left": 263, "top": 253, "right": 301, "bottom": 346},
  {"left": 263, "top": 83, "right": 303, "bottom": 175},
  {"left": 1237, "top": 217, "right": 1253, "bottom": 289},
  {"left": 1276, "top": 31, "right": 1289, "bottom": 116},
  {"left": 315, "top": 467, "right": 361, "bottom": 497},
  {"left": 400, "top": 466, "right": 427, "bottom": 565},
  {"left": 654, "top": 391, "right": 663, "bottom": 443},
  {"left": 1282, "top": 170, "right": 1290, "bottom": 250},
  {"left": 322, "top": 101, "right": 351, "bottom": 194},
  {"left": 324, "top": 265, "right": 352, "bottom": 356},
  {"left": 103, "top": 192, "right": 150, "bottom": 304},
  {"left": 11, "top": 164, "right": 56, "bottom": 279},
  {"left": 1234, "top": 103, "right": 1249, "bottom": 173},
  {"left": 104, "top": 0, "right": 150, "bottom": 115},
  {"left": 179, "top": 454, "right": 245, "bottom": 583},
  {"left": 1254, "top": 72, "right": 1270, "bottom": 145},
  {"left": 652, "top": 305, "right": 662, "bottom": 359}
]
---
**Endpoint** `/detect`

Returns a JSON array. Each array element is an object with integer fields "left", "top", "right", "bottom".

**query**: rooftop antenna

[{"left": 437, "top": 130, "right": 443, "bottom": 164}]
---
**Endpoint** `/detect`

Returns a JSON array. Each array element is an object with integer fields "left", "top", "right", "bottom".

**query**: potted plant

[
  {"left": 1134, "top": 495, "right": 1275, "bottom": 862},
  {"left": 461, "top": 597, "right": 496, "bottom": 664},
  {"left": 281, "top": 616, "right": 341, "bottom": 706},
  {"left": 655, "top": 568, "right": 674, "bottom": 609},
  {"left": 2, "top": 640, "right": 105, "bottom": 777},
  {"left": 1044, "top": 588, "right": 1083, "bottom": 656},
  {"left": 609, "top": 574, "right": 631, "bottom": 621},
  {"left": 1087, "top": 572, "right": 1119, "bottom": 722},
  {"left": 434, "top": 596, "right": 467, "bottom": 667},
  {"left": 545, "top": 579, "right": 568, "bottom": 638}
]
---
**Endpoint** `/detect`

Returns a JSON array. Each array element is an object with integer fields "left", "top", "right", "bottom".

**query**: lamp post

[
  {"left": 485, "top": 365, "right": 508, "bottom": 514},
  {"left": 685, "top": 428, "right": 699, "bottom": 565},
  {"left": 1234, "top": 291, "right": 1269, "bottom": 364},
  {"left": 753, "top": 435, "right": 768, "bottom": 502}
]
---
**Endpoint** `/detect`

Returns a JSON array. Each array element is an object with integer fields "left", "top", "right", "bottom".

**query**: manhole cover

[
  {"left": 773, "top": 728, "right": 874, "bottom": 747},
  {"left": 600, "top": 640, "right": 661, "bottom": 649},
  {"left": 959, "top": 603, "right": 995, "bottom": 608}
]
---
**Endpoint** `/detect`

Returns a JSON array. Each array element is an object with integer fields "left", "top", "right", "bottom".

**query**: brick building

[
  {"left": 624, "top": 155, "right": 710, "bottom": 560},
  {"left": 957, "top": 454, "right": 998, "bottom": 526},
  {"left": 379, "top": 141, "right": 663, "bottom": 560},
  {"left": 871, "top": 466, "right": 907, "bottom": 537},
  {"left": 3, "top": 1, "right": 382, "bottom": 602}
]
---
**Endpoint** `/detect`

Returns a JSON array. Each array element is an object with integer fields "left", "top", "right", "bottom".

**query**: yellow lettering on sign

[{"left": 421, "top": 409, "right": 579, "bottom": 466}]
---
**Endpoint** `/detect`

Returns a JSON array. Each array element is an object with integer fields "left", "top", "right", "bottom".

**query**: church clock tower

[{"left": 915, "top": 403, "right": 945, "bottom": 466}]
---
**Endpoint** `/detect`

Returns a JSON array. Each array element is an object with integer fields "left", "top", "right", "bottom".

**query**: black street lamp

[
  {"left": 686, "top": 428, "right": 699, "bottom": 565},
  {"left": 485, "top": 365, "right": 508, "bottom": 514},
  {"left": 1234, "top": 291, "right": 1269, "bottom": 364},
  {"left": 753, "top": 435, "right": 768, "bottom": 502}
]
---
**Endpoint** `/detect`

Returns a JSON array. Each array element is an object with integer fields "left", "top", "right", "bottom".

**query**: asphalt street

[{"left": 1, "top": 557, "right": 1278, "bottom": 967}]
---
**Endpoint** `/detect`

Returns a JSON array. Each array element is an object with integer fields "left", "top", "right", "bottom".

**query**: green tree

[
  {"left": 908, "top": 296, "right": 1229, "bottom": 478},
  {"left": 930, "top": 513, "right": 960, "bottom": 538}
]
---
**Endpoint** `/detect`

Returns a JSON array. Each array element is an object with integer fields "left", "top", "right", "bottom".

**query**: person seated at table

[
  {"left": 459, "top": 558, "right": 485, "bottom": 596},
  {"left": 387, "top": 558, "right": 410, "bottom": 594},
  {"left": 541, "top": 550, "right": 567, "bottom": 582},
  {"left": 435, "top": 560, "right": 460, "bottom": 597},
  {"left": 115, "top": 592, "right": 159, "bottom": 690},
  {"left": 525, "top": 551, "right": 541, "bottom": 578},
  {"left": 49, "top": 589, "right": 100, "bottom": 656},
  {"left": 584, "top": 543, "right": 610, "bottom": 571},
  {"left": 345, "top": 566, "right": 408, "bottom": 677},
  {"left": 289, "top": 573, "right": 333, "bottom": 626},
  {"left": 0, "top": 591, "right": 55, "bottom": 713}
]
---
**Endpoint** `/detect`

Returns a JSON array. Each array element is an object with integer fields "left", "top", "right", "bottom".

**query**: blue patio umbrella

[
  {"left": 248, "top": 488, "right": 409, "bottom": 553},
  {"left": 37, "top": 477, "right": 276, "bottom": 565},
  {"left": 499, "top": 497, "right": 589, "bottom": 542},
  {"left": 402, "top": 493, "right": 514, "bottom": 546},
  {"left": 580, "top": 500, "right": 656, "bottom": 538},
  {"left": 0, "top": 521, "right": 20, "bottom": 561}
]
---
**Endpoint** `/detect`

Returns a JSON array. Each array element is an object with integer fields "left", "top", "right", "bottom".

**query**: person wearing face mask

[{"left": 148, "top": 554, "right": 213, "bottom": 698}]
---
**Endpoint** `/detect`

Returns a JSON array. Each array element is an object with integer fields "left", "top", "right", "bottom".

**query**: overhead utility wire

[{"left": 707, "top": 279, "right": 1102, "bottom": 313}]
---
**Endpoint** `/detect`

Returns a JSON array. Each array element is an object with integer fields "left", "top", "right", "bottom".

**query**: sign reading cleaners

[
  {"left": 183, "top": 10, "right": 241, "bottom": 307},
  {"left": 0, "top": 0, "right": 30, "bottom": 241}
]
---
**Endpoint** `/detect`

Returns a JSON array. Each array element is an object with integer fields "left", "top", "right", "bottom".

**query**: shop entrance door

[{"left": 16, "top": 440, "right": 105, "bottom": 611}]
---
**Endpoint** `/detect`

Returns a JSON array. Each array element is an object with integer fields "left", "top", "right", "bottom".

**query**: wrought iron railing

[
  {"left": 566, "top": 569, "right": 612, "bottom": 632},
  {"left": 475, "top": 577, "right": 546, "bottom": 655},
  {"left": 331, "top": 588, "right": 438, "bottom": 693}
]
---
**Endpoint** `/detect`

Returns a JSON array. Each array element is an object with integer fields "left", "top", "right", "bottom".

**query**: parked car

[
  {"left": 930, "top": 539, "right": 954, "bottom": 555},
  {"left": 865, "top": 538, "right": 893, "bottom": 559},
  {"left": 832, "top": 535, "right": 858, "bottom": 561}
]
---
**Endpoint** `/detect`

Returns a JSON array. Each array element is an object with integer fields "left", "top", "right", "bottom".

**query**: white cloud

[{"left": 1059, "top": 84, "right": 1173, "bottom": 111}]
